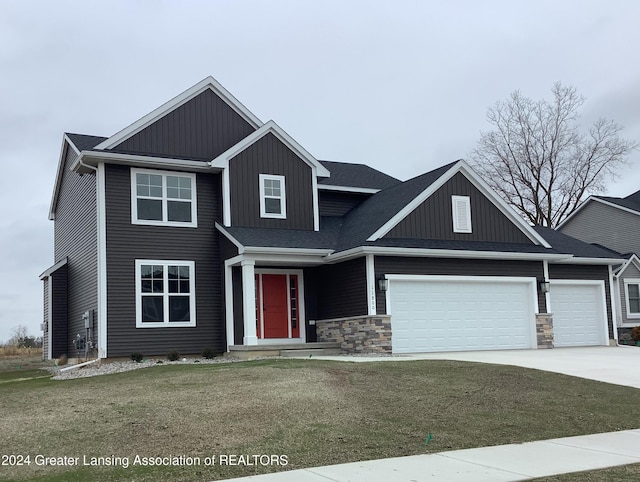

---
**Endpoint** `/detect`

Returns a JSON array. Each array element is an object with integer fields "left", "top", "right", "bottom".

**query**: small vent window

[{"left": 452, "top": 195, "right": 472, "bottom": 233}]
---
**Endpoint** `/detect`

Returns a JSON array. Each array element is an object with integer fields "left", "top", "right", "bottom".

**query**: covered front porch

[{"left": 223, "top": 247, "right": 332, "bottom": 352}]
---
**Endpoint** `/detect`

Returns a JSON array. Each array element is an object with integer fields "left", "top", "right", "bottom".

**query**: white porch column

[{"left": 241, "top": 260, "right": 258, "bottom": 345}]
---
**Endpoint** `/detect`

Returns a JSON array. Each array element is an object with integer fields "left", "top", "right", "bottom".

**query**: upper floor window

[
  {"left": 259, "top": 174, "right": 286, "bottom": 219},
  {"left": 625, "top": 279, "right": 640, "bottom": 318},
  {"left": 452, "top": 195, "right": 472, "bottom": 233},
  {"left": 131, "top": 168, "right": 197, "bottom": 227}
]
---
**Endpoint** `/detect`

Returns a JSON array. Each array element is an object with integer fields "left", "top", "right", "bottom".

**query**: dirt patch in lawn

[{"left": 2, "top": 358, "right": 640, "bottom": 481}]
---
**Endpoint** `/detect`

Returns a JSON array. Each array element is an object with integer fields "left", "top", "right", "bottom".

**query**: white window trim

[
  {"left": 259, "top": 174, "right": 286, "bottom": 219},
  {"left": 131, "top": 168, "right": 198, "bottom": 228},
  {"left": 452, "top": 195, "right": 472, "bottom": 233},
  {"left": 135, "top": 260, "right": 196, "bottom": 328},
  {"left": 624, "top": 278, "right": 640, "bottom": 319}
]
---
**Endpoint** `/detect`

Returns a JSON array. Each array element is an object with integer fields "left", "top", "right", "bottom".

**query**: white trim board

[
  {"left": 317, "top": 184, "right": 380, "bottom": 194},
  {"left": 367, "top": 160, "right": 552, "bottom": 248},
  {"left": 557, "top": 195, "right": 640, "bottom": 229},
  {"left": 94, "top": 76, "right": 263, "bottom": 150}
]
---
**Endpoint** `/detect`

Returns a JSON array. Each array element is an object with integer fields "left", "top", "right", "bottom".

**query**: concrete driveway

[{"left": 312, "top": 346, "right": 640, "bottom": 389}]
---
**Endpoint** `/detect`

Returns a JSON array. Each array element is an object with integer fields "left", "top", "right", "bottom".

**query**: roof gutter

[
  {"left": 71, "top": 151, "right": 213, "bottom": 174},
  {"left": 325, "top": 246, "right": 575, "bottom": 263}
]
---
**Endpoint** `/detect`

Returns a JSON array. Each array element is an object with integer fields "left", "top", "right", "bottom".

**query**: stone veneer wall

[
  {"left": 536, "top": 313, "right": 554, "bottom": 348},
  {"left": 315, "top": 315, "right": 392, "bottom": 354}
]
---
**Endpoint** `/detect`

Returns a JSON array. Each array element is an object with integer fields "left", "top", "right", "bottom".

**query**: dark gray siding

[
  {"left": 303, "top": 268, "right": 318, "bottom": 341},
  {"left": 548, "top": 264, "right": 614, "bottom": 338},
  {"left": 105, "top": 165, "right": 223, "bottom": 357},
  {"left": 315, "top": 258, "right": 368, "bottom": 319},
  {"left": 43, "top": 279, "right": 49, "bottom": 359},
  {"left": 232, "top": 267, "right": 243, "bottom": 345},
  {"left": 229, "top": 133, "right": 314, "bottom": 229},
  {"left": 51, "top": 266, "right": 68, "bottom": 358},
  {"left": 560, "top": 201, "right": 640, "bottom": 255},
  {"left": 374, "top": 256, "right": 546, "bottom": 315},
  {"left": 113, "top": 89, "right": 256, "bottom": 159},
  {"left": 386, "top": 172, "right": 533, "bottom": 244},
  {"left": 53, "top": 143, "right": 98, "bottom": 355},
  {"left": 319, "top": 191, "right": 369, "bottom": 217}
]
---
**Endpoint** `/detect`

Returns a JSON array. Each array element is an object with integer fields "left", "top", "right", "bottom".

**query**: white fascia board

[
  {"left": 317, "top": 184, "right": 380, "bottom": 194},
  {"left": 209, "top": 120, "right": 330, "bottom": 177},
  {"left": 367, "top": 160, "right": 552, "bottom": 248},
  {"left": 49, "top": 134, "right": 80, "bottom": 220},
  {"left": 455, "top": 161, "right": 552, "bottom": 247},
  {"left": 557, "top": 196, "right": 640, "bottom": 229},
  {"left": 243, "top": 246, "right": 333, "bottom": 256},
  {"left": 39, "top": 257, "right": 68, "bottom": 280},
  {"left": 367, "top": 162, "right": 459, "bottom": 241},
  {"left": 72, "top": 151, "right": 213, "bottom": 174},
  {"left": 94, "top": 76, "right": 263, "bottom": 150},
  {"left": 326, "top": 246, "right": 572, "bottom": 263},
  {"left": 215, "top": 223, "right": 245, "bottom": 254},
  {"left": 554, "top": 256, "right": 627, "bottom": 265}
]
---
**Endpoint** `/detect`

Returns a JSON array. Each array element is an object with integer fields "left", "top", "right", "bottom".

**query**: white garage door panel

[
  {"left": 550, "top": 282, "right": 607, "bottom": 347},
  {"left": 390, "top": 278, "right": 536, "bottom": 353}
]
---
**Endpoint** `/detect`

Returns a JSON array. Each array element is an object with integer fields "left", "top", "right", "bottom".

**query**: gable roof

[
  {"left": 348, "top": 160, "right": 551, "bottom": 249},
  {"left": 557, "top": 193, "right": 640, "bottom": 229},
  {"left": 209, "top": 120, "right": 330, "bottom": 177},
  {"left": 94, "top": 77, "right": 263, "bottom": 151},
  {"left": 317, "top": 161, "right": 400, "bottom": 192},
  {"left": 67, "top": 133, "right": 108, "bottom": 152},
  {"left": 614, "top": 253, "right": 640, "bottom": 276}
]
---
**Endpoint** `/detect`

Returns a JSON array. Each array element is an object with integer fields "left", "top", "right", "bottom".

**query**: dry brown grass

[
  {"left": 2, "top": 359, "right": 640, "bottom": 481},
  {"left": 0, "top": 346, "right": 42, "bottom": 357}
]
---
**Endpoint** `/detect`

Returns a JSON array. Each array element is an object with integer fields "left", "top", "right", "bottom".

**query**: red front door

[{"left": 261, "top": 274, "right": 289, "bottom": 338}]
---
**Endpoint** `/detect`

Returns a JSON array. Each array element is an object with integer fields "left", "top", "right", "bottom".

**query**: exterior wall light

[
  {"left": 539, "top": 280, "right": 550, "bottom": 293},
  {"left": 378, "top": 277, "right": 389, "bottom": 292}
]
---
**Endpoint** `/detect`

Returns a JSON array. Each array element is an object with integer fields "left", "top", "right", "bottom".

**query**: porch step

[{"left": 228, "top": 342, "right": 342, "bottom": 359}]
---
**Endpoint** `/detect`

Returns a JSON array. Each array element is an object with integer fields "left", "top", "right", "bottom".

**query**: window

[
  {"left": 259, "top": 174, "right": 286, "bottom": 219},
  {"left": 135, "top": 260, "right": 196, "bottom": 327},
  {"left": 625, "top": 279, "right": 640, "bottom": 318},
  {"left": 131, "top": 168, "right": 197, "bottom": 227},
  {"left": 452, "top": 195, "right": 472, "bottom": 233}
]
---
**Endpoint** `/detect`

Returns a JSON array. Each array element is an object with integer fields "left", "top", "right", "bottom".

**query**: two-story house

[
  {"left": 558, "top": 193, "right": 640, "bottom": 338},
  {"left": 40, "top": 76, "right": 623, "bottom": 360}
]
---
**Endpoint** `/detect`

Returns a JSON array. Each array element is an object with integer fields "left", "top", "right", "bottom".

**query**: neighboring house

[
  {"left": 558, "top": 193, "right": 640, "bottom": 337},
  {"left": 40, "top": 76, "right": 623, "bottom": 360}
]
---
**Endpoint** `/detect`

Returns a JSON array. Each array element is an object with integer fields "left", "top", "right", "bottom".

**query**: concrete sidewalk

[{"left": 223, "top": 429, "right": 640, "bottom": 481}]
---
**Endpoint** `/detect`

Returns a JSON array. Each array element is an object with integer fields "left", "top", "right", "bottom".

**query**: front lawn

[{"left": 1, "top": 358, "right": 639, "bottom": 481}]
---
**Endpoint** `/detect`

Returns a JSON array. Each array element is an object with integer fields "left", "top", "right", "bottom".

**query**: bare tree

[{"left": 470, "top": 83, "right": 637, "bottom": 227}]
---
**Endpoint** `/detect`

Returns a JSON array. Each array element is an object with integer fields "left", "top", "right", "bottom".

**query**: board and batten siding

[
  {"left": 229, "top": 133, "right": 314, "bottom": 229},
  {"left": 50, "top": 265, "right": 68, "bottom": 359},
  {"left": 53, "top": 142, "right": 98, "bottom": 355},
  {"left": 548, "top": 263, "right": 614, "bottom": 339},
  {"left": 42, "top": 279, "right": 48, "bottom": 359},
  {"left": 315, "top": 258, "right": 368, "bottom": 320},
  {"left": 112, "top": 89, "right": 256, "bottom": 160},
  {"left": 374, "top": 256, "right": 546, "bottom": 315},
  {"left": 105, "top": 165, "right": 224, "bottom": 357},
  {"left": 386, "top": 172, "right": 533, "bottom": 244},
  {"left": 619, "top": 263, "right": 640, "bottom": 324},
  {"left": 560, "top": 201, "right": 640, "bottom": 255},
  {"left": 318, "top": 191, "right": 369, "bottom": 217}
]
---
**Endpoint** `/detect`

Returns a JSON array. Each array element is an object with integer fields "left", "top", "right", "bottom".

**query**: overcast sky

[{"left": 1, "top": 0, "right": 639, "bottom": 343}]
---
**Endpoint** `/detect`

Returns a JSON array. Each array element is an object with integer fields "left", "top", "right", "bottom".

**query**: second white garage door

[
  {"left": 549, "top": 281, "right": 608, "bottom": 347},
  {"left": 387, "top": 276, "right": 537, "bottom": 353}
]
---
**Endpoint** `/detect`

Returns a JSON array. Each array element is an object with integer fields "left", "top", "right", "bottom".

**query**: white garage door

[
  {"left": 550, "top": 281, "right": 607, "bottom": 347},
  {"left": 388, "top": 276, "right": 537, "bottom": 353}
]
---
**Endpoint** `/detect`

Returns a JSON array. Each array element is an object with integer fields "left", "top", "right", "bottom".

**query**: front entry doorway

[{"left": 255, "top": 271, "right": 303, "bottom": 341}]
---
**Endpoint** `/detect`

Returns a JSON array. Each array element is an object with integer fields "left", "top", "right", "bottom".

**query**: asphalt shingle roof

[
  {"left": 66, "top": 133, "right": 107, "bottom": 151},
  {"left": 318, "top": 160, "right": 400, "bottom": 190},
  {"left": 595, "top": 195, "right": 640, "bottom": 214},
  {"left": 533, "top": 226, "right": 622, "bottom": 259}
]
